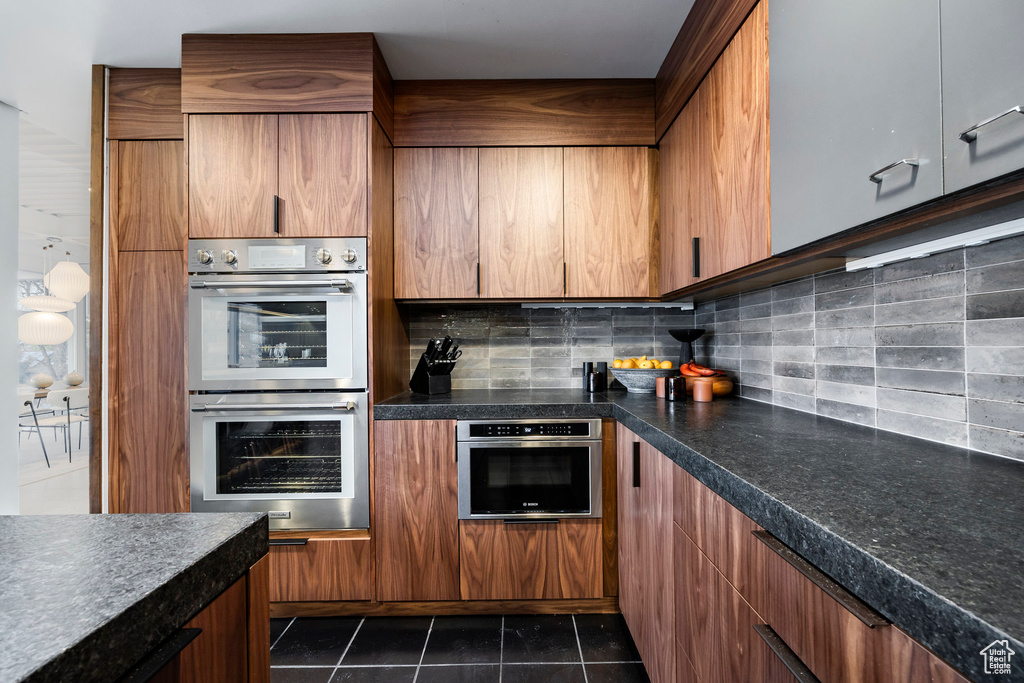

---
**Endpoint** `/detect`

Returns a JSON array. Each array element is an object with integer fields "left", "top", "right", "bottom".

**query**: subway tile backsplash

[{"left": 404, "top": 233, "right": 1024, "bottom": 461}]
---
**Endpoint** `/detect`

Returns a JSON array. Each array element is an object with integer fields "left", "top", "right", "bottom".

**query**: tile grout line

[
  {"left": 270, "top": 617, "right": 295, "bottom": 651},
  {"left": 333, "top": 616, "right": 365, "bottom": 671},
  {"left": 571, "top": 614, "right": 589, "bottom": 683},
  {"left": 498, "top": 614, "right": 504, "bottom": 683},
  {"left": 412, "top": 616, "right": 435, "bottom": 683}
]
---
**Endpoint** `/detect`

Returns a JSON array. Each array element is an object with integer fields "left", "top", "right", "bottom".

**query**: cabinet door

[
  {"left": 374, "top": 420, "right": 460, "bottom": 601},
  {"left": 564, "top": 147, "right": 655, "bottom": 298},
  {"left": 479, "top": 147, "right": 564, "bottom": 298},
  {"left": 114, "top": 251, "right": 187, "bottom": 513},
  {"left": 180, "top": 576, "right": 249, "bottom": 683},
  {"left": 115, "top": 141, "right": 185, "bottom": 251},
  {"left": 395, "top": 148, "right": 479, "bottom": 299},
  {"left": 189, "top": 115, "right": 278, "bottom": 238},
  {"left": 638, "top": 439, "right": 675, "bottom": 683},
  {"left": 703, "top": 2, "right": 769, "bottom": 278},
  {"left": 616, "top": 424, "right": 643, "bottom": 643},
  {"left": 659, "top": 92, "right": 702, "bottom": 295},
  {"left": 269, "top": 534, "right": 373, "bottom": 602},
  {"left": 278, "top": 114, "right": 367, "bottom": 237},
  {"left": 459, "top": 519, "right": 602, "bottom": 600},
  {"left": 769, "top": 0, "right": 942, "bottom": 255},
  {"left": 940, "top": 0, "right": 1024, "bottom": 193}
]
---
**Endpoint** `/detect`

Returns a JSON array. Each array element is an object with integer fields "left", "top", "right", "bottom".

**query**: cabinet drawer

[
  {"left": 268, "top": 534, "right": 372, "bottom": 602},
  {"left": 459, "top": 519, "right": 602, "bottom": 600},
  {"left": 673, "top": 465, "right": 769, "bottom": 616}
]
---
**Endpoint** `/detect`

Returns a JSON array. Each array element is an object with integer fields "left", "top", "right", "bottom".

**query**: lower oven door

[
  {"left": 457, "top": 440, "right": 603, "bottom": 519},
  {"left": 189, "top": 392, "right": 368, "bottom": 530}
]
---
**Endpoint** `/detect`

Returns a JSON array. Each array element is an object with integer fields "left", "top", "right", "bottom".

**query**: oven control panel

[
  {"left": 188, "top": 238, "right": 366, "bottom": 273},
  {"left": 458, "top": 419, "right": 600, "bottom": 441}
]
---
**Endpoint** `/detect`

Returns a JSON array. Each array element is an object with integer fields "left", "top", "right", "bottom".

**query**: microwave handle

[
  {"left": 191, "top": 401, "right": 357, "bottom": 412},
  {"left": 190, "top": 279, "right": 352, "bottom": 292}
]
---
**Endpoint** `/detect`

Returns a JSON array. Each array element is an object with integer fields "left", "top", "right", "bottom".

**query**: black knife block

[{"left": 410, "top": 355, "right": 453, "bottom": 395}]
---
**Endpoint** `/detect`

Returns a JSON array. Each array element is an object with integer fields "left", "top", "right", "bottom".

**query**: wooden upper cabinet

[
  {"left": 659, "top": 93, "right": 702, "bottom": 295},
  {"left": 278, "top": 114, "right": 367, "bottom": 237},
  {"left": 702, "top": 0, "right": 769, "bottom": 279},
  {"left": 394, "top": 148, "right": 479, "bottom": 299},
  {"left": 189, "top": 115, "right": 278, "bottom": 238},
  {"left": 479, "top": 147, "right": 564, "bottom": 298},
  {"left": 564, "top": 147, "right": 657, "bottom": 298},
  {"left": 116, "top": 140, "right": 185, "bottom": 251}
]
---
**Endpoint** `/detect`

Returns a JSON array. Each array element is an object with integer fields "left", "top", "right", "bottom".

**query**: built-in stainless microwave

[{"left": 456, "top": 419, "right": 603, "bottom": 520}]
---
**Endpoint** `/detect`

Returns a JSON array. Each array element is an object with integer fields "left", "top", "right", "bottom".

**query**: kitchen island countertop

[
  {"left": 0, "top": 512, "right": 267, "bottom": 683},
  {"left": 376, "top": 389, "right": 1024, "bottom": 682}
]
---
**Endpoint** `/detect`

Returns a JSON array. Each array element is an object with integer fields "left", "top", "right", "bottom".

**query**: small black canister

[
  {"left": 582, "top": 362, "right": 595, "bottom": 390},
  {"left": 666, "top": 376, "right": 686, "bottom": 402}
]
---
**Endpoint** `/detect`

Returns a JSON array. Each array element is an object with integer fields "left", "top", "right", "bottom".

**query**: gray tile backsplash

[{"left": 404, "top": 233, "right": 1024, "bottom": 462}]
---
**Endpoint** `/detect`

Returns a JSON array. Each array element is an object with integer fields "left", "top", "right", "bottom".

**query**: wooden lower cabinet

[
  {"left": 459, "top": 519, "right": 602, "bottom": 600},
  {"left": 268, "top": 534, "right": 372, "bottom": 602}
]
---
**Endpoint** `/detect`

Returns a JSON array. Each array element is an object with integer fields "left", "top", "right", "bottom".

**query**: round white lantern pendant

[
  {"left": 18, "top": 312, "right": 74, "bottom": 345},
  {"left": 19, "top": 294, "right": 76, "bottom": 312},
  {"left": 44, "top": 261, "right": 90, "bottom": 302}
]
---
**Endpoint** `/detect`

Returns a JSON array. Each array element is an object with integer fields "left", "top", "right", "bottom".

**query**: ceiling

[{"left": 0, "top": 0, "right": 694, "bottom": 147}]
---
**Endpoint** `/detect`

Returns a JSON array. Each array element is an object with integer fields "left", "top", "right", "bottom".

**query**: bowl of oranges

[{"left": 610, "top": 356, "right": 675, "bottom": 393}]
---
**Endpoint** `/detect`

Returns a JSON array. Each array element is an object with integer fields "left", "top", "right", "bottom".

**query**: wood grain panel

[
  {"left": 108, "top": 68, "right": 183, "bottom": 140},
  {"left": 181, "top": 34, "right": 374, "bottom": 113},
  {"left": 601, "top": 418, "right": 618, "bottom": 598},
  {"left": 615, "top": 423, "right": 643, "bottom": 647},
  {"left": 479, "top": 147, "right": 564, "bottom": 298},
  {"left": 188, "top": 115, "right": 278, "bottom": 238},
  {"left": 180, "top": 576, "right": 248, "bottom": 683},
  {"left": 637, "top": 440, "right": 675, "bottom": 683},
  {"left": 676, "top": 638, "right": 701, "bottom": 683},
  {"left": 271, "top": 597, "right": 619, "bottom": 618},
  {"left": 564, "top": 147, "right": 655, "bottom": 298},
  {"left": 673, "top": 463, "right": 769, "bottom": 617},
  {"left": 658, "top": 90, "right": 702, "bottom": 294},
  {"left": 278, "top": 113, "right": 367, "bottom": 237},
  {"left": 114, "top": 251, "right": 187, "bottom": 513},
  {"left": 367, "top": 116, "right": 408, "bottom": 405},
  {"left": 116, "top": 141, "right": 185, "bottom": 250},
  {"left": 655, "top": 0, "right": 760, "bottom": 140},
  {"left": 246, "top": 556, "right": 270, "bottom": 683},
  {"left": 394, "top": 79, "right": 655, "bottom": 147},
  {"left": 459, "top": 520, "right": 603, "bottom": 601},
  {"left": 89, "top": 64, "right": 104, "bottom": 513},
  {"left": 371, "top": 37, "right": 394, "bottom": 143},
  {"left": 269, "top": 537, "right": 373, "bottom": 602},
  {"left": 702, "top": 2, "right": 770, "bottom": 280},
  {"left": 374, "top": 420, "right": 460, "bottom": 601},
  {"left": 675, "top": 523, "right": 790, "bottom": 683},
  {"left": 887, "top": 627, "right": 971, "bottom": 683},
  {"left": 394, "top": 147, "right": 479, "bottom": 298}
]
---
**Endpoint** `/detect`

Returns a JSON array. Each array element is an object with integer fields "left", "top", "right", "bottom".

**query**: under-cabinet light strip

[
  {"left": 845, "top": 216, "right": 1024, "bottom": 271},
  {"left": 521, "top": 302, "right": 695, "bottom": 310}
]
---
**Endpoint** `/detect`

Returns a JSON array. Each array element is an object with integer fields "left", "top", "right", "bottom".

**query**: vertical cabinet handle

[
  {"left": 632, "top": 441, "right": 641, "bottom": 488},
  {"left": 273, "top": 195, "right": 280, "bottom": 234},
  {"left": 692, "top": 237, "right": 700, "bottom": 278},
  {"left": 752, "top": 625, "right": 821, "bottom": 683},
  {"left": 563, "top": 262, "right": 567, "bottom": 296},
  {"left": 476, "top": 263, "right": 481, "bottom": 296}
]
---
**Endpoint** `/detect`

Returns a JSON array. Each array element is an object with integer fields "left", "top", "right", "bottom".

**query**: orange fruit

[{"left": 659, "top": 360, "right": 673, "bottom": 369}]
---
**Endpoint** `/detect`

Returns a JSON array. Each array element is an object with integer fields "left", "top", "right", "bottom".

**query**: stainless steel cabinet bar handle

[
  {"left": 959, "top": 105, "right": 1024, "bottom": 143},
  {"left": 191, "top": 401, "right": 356, "bottom": 412},
  {"left": 190, "top": 279, "right": 352, "bottom": 291},
  {"left": 868, "top": 158, "right": 919, "bottom": 183},
  {"left": 752, "top": 625, "right": 821, "bottom": 683}
]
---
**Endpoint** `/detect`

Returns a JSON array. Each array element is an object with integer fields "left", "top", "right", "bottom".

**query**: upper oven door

[{"left": 188, "top": 272, "right": 367, "bottom": 391}]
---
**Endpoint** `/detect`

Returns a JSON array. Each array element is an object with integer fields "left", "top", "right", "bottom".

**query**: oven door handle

[
  {"left": 190, "top": 278, "right": 353, "bottom": 292},
  {"left": 191, "top": 401, "right": 357, "bottom": 412}
]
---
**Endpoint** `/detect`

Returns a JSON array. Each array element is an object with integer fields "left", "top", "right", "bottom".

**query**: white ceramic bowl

[{"left": 611, "top": 366, "right": 676, "bottom": 393}]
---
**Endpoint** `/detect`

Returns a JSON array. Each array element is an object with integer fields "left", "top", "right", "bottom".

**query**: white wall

[{"left": 0, "top": 102, "right": 19, "bottom": 514}]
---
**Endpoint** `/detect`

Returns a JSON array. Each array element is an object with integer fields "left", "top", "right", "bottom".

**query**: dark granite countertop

[
  {"left": 0, "top": 513, "right": 268, "bottom": 683},
  {"left": 376, "top": 389, "right": 1024, "bottom": 682}
]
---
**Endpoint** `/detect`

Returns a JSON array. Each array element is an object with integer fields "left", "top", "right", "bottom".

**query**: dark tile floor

[{"left": 270, "top": 613, "right": 649, "bottom": 682}]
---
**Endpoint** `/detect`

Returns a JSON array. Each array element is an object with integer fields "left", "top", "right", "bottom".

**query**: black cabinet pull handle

[
  {"left": 692, "top": 237, "right": 700, "bottom": 278},
  {"left": 503, "top": 518, "right": 560, "bottom": 525},
  {"left": 632, "top": 441, "right": 640, "bottom": 488},
  {"left": 269, "top": 538, "right": 308, "bottom": 546},
  {"left": 752, "top": 625, "right": 821, "bottom": 683},
  {"left": 476, "top": 262, "right": 481, "bottom": 296},
  {"left": 752, "top": 530, "right": 889, "bottom": 628},
  {"left": 118, "top": 627, "right": 202, "bottom": 683},
  {"left": 563, "top": 262, "right": 567, "bottom": 295},
  {"left": 273, "top": 195, "right": 280, "bottom": 234}
]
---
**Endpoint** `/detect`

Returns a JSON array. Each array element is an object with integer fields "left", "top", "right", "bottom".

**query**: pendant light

[
  {"left": 19, "top": 294, "right": 76, "bottom": 312},
  {"left": 18, "top": 311, "right": 74, "bottom": 345},
  {"left": 45, "top": 252, "right": 90, "bottom": 303}
]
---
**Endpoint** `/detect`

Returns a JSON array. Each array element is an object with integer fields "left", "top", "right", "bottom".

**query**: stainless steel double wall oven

[{"left": 187, "top": 238, "right": 369, "bottom": 530}]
